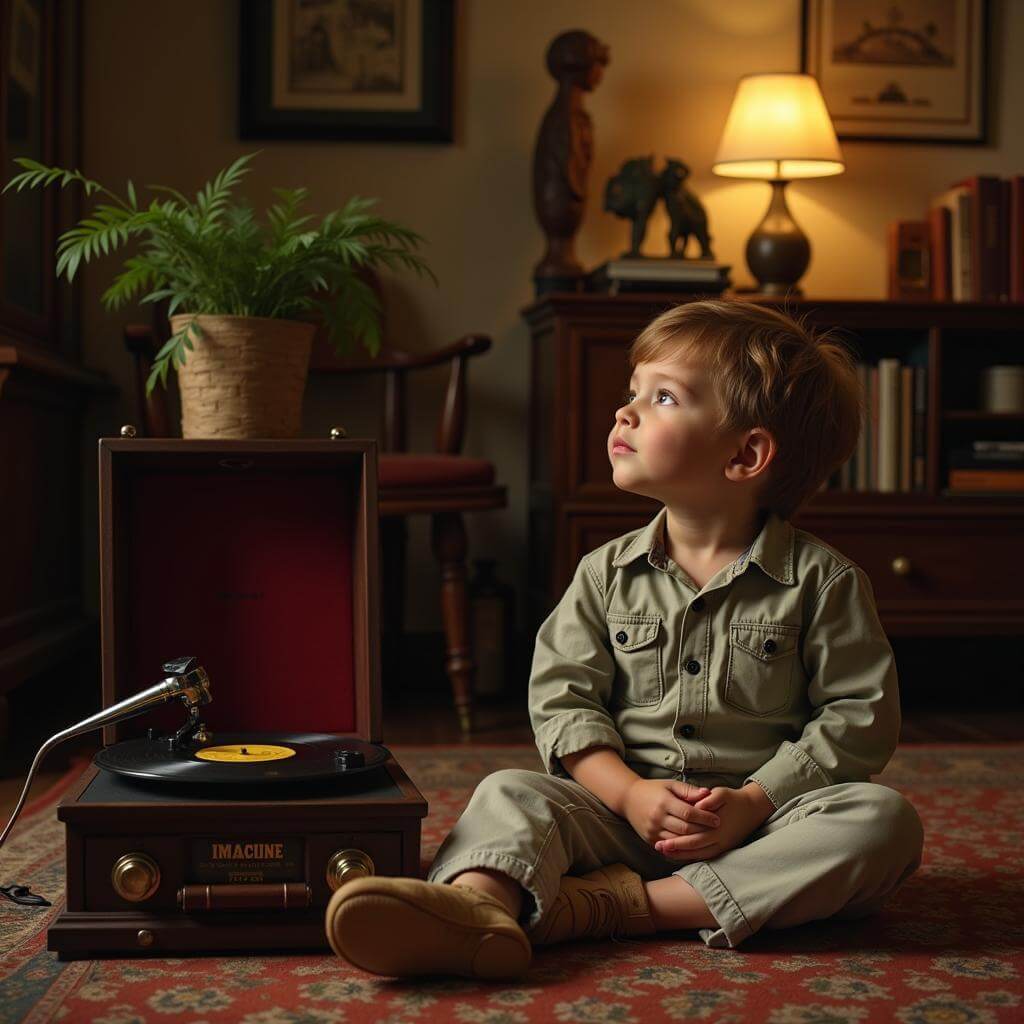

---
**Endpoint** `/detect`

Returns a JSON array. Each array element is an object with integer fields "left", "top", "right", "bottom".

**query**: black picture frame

[
  {"left": 801, "top": 0, "right": 989, "bottom": 145},
  {"left": 240, "top": 0, "right": 454, "bottom": 143}
]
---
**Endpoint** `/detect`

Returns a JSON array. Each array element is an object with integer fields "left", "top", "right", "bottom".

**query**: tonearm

[{"left": 0, "top": 657, "right": 211, "bottom": 904}]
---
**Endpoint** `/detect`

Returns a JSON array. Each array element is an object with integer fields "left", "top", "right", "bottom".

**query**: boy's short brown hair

[{"left": 630, "top": 299, "right": 862, "bottom": 520}]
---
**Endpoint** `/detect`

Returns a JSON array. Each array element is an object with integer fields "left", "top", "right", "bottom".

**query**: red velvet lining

[{"left": 123, "top": 470, "right": 357, "bottom": 736}]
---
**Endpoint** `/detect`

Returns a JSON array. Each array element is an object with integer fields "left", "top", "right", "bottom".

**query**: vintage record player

[{"left": 44, "top": 437, "right": 427, "bottom": 959}]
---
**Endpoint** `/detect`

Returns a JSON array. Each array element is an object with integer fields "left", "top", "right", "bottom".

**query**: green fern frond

[
  {"left": 101, "top": 257, "right": 158, "bottom": 310},
  {"left": 2, "top": 158, "right": 106, "bottom": 199},
  {"left": 146, "top": 317, "right": 203, "bottom": 395}
]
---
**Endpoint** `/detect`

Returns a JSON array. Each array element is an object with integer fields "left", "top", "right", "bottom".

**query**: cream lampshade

[{"left": 713, "top": 73, "right": 844, "bottom": 295}]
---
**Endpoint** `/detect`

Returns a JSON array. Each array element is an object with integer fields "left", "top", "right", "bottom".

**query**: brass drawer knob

[
  {"left": 891, "top": 556, "right": 912, "bottom": 576},
  {"left": 326, "top": 848, "right": 375, "bottom": 892},
  {"left": 112, "top": 852, "right": 161, "bottom": 902}
]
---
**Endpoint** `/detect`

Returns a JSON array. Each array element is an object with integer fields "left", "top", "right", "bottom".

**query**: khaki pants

[{"left": 426, "top": 769, "right": 924, "bottom": 948}]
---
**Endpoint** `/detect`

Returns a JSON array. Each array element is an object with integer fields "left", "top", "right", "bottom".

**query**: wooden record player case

[{"left": 48, "top": 438, "right": 427, "bottom": 959}]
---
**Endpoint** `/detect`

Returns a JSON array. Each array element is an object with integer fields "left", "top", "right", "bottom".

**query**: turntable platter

[{"left": 93, "top": 733, "right": 390, "bottom": 784}]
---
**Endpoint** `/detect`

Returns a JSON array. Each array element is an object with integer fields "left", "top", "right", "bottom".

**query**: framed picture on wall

[
  {"left": 801, "top": 0, "right": 989, "bottom": 144},
  {"left": 240, "top": 0, "right": 454, "bottom": 143}
]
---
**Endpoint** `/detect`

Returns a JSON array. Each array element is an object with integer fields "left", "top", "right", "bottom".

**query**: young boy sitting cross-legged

[{"left": 325, "top": 298, "right": 924, "bottom": 980}]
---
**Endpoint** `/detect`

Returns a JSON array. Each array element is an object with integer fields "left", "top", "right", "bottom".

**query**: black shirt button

[
  {"left": 763, "top": 638, "right": 777, "bottom": 654},
  {"left": 691, "top": 597, "right": 705, "bottom": 612},
  {"left": 680, "top": 724, "right": 695, "bottom": 738},
  {"left": 615, "top": 630, "right": 628, "bottom": 645},
  {"left": 685, "top": 659, "right": 701, "bottom": 675}
]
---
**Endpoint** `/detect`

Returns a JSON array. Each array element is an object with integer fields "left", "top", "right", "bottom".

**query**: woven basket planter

[{"left": 170, "top": 314, "right": 315, "bottom": 439}]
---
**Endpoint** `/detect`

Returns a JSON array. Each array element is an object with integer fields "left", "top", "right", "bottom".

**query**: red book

[
  {"left": 1012, "top": 176, "right": 1024, "bottom": 303},
  {"left": 953, "top": 175, "right": 1003, "bottom": 301},
  {"left": 929, "top": 205, "right": 951, "bottom": 301},
  {"left": 999, "top": 178, "right": 1011, "bottom": 301}
]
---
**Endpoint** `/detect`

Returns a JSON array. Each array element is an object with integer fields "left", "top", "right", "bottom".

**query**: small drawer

[{"left": 811, "top": 518, "right": 1023, "bottom": 605}]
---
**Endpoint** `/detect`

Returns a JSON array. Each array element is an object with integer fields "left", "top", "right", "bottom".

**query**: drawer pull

[
  {"left": 891, "top": 556, "right": 912, "bottom": 576},
  {"left": 178, "top": 883, "right": 311, "bottom": 912}
]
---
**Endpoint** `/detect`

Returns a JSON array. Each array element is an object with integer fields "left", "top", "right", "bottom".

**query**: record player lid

[{"left": 100, "top": 441, "right": 381, "bottom": 744}]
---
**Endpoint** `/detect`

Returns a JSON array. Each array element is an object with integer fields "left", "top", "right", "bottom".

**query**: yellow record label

[{"left": 195, "top": 744, "right": 296, "bottom": 763}]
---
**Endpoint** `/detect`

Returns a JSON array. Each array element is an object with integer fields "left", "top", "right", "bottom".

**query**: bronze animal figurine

[
  {"left": 603, "top": 155, "right": 660, "bottom": 257},
  {"left": 531, "top": 29, "right": 610, "bottom": 295},
  {"left": 660, "top": 159, "right": 714, "bottom": 259},
  {"left": 603, "top": 156, "right": 716, "bottom": 260}
]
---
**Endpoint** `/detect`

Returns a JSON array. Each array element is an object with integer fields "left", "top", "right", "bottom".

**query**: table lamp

[{"left": 713, "top": 72, "right": 843, "bottom": 296}]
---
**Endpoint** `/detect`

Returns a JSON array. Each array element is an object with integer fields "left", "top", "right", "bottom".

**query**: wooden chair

[{"left": 123, "top": 313, "right": 507, "bottom": 735}]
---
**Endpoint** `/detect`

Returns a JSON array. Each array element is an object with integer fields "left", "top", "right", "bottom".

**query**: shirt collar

[
  {"left": 611, "top": 506, "right": 796, "bottom": 586},
  {"left": 611, "top": 507, "right": 671, "bottom": 570},
  {"left": 736, "top": 509, "right": 796, "bottom": 585}
]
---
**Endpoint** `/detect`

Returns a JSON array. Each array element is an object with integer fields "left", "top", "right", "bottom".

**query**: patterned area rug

[{"left": 2, "top": 743, "right": 1023, "bottom": 1023}]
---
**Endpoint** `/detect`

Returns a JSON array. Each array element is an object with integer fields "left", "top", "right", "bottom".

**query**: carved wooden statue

[{"left": 531, "top": 30, "right": 610, "bottom": 295}]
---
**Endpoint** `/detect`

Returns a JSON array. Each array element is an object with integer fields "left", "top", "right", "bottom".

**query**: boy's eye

[{"left": 621, "top": 388, "right": 676, "bottom": 406}]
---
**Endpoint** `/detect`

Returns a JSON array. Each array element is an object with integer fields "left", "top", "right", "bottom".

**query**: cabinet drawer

[{"left": 807, "top": 518, "right": 1024, "bottom": 606}]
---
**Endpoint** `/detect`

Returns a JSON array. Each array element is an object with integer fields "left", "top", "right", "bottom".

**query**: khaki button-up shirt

[{"left": 528, "top": 507, "right": 901, "bottom": 811}]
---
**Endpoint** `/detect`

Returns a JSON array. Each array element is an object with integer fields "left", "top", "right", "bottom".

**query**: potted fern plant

[{"left": 3, "top": 152, "right": 435, "bottom": 438}]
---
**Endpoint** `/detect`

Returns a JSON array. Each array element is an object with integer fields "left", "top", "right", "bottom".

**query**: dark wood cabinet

[
  {"left": 521, "top": 293, "right": 1024, "bottom": 637},
  {"left": 0, "top": 0, "right": 113, "bottom": 700}
]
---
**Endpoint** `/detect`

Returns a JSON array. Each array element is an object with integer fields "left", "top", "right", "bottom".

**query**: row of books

[
  {"left": 931, "top": 174, "right": 1024, "bottom": 302},
  {"left": 946, "top": 440, "right": 1024, "bottom": 494},
  {"left": 834, "top": 359, "right": 927, "bottom": 493}
]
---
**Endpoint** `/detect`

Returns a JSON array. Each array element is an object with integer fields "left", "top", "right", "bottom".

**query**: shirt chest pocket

[
  {"left": 725, "top": 621, "right": 801, "bottom": 716},
  {"left": 606, "top": 612, "right": 663, "bottom": 706}
]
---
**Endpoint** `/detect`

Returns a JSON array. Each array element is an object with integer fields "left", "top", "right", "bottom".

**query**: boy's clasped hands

[{"left": 622, "top": 778, "right": 764, "bottom": 862}]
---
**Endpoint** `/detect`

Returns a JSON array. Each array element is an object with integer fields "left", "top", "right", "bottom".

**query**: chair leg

[{"left": 430, "top": 510, "right": 475, "bottom": 735}]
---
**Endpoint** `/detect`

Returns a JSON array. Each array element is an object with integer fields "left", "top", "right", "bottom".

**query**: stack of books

[
  {"left": 586, "top": 257, "right": 732, "bottom": 295},
  {"left": 834, "top": 357, "right": 928, "bottom": 493},
  {"left": 930, "top": 174, "right": 1024, "bottom": 302},
  {"left": 946, "top": 441, "right": 1024, "bottom": 494}
]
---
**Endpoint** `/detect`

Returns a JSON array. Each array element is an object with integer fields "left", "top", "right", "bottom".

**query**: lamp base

[
  {"left": 751, "top": 282, "right": 804, "bottom": 298},
  {"left": 745, "top": 180, "right": 811, "bottom": 295}
]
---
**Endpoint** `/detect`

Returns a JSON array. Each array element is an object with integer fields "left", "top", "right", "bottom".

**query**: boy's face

[{"left": 608, "top": 355, "right": 741, "bottom": 507}]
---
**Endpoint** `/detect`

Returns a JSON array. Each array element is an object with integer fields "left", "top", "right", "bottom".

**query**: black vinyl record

[{"left": 93, "top": 733, "right": 390, "bottom": 785}]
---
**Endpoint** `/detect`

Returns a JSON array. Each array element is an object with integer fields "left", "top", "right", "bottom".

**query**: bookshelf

[{"left": 521, "top": 294, "right": 1024, "bottom": 637}]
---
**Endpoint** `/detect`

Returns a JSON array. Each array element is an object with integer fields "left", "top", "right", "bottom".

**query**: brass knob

[
  {"left": 329, "top": 426, "right": 347, "bottom": 439},
  {"left": 326, "top": 848, "right": 374, "bottom": 891},
  {"left": 111, "top": 852, "right": 161, "bottom": 902},
  {"left": 891, "top": 556, "right": 911, "bottom": 577},
  {"left": 120, "top": 424, "right": 137, "bottom": 438},
  {"left": 137, "top": 929, "right": 154, "bottom": 948}
]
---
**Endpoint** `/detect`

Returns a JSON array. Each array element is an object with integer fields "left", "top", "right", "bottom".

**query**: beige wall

[{"left": 80, "top": 0, "right": 1023, "bottom": 630}]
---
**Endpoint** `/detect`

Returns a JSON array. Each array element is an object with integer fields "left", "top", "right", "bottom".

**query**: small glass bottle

[{"left": 469, "top": 559, "right": 515, "bottom": 699}]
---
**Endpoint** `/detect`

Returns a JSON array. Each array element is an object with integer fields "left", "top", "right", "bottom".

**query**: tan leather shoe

[
  {"left": 526, "top": 863, "right": 656, "bottom": 946},
  {"left": 325, "top": 877, "right": 532, "bottom": 980}
]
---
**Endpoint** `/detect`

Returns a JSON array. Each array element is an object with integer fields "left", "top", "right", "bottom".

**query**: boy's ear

[{"left": 725, "top": 427, "right": 775, "bottom": 482}]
